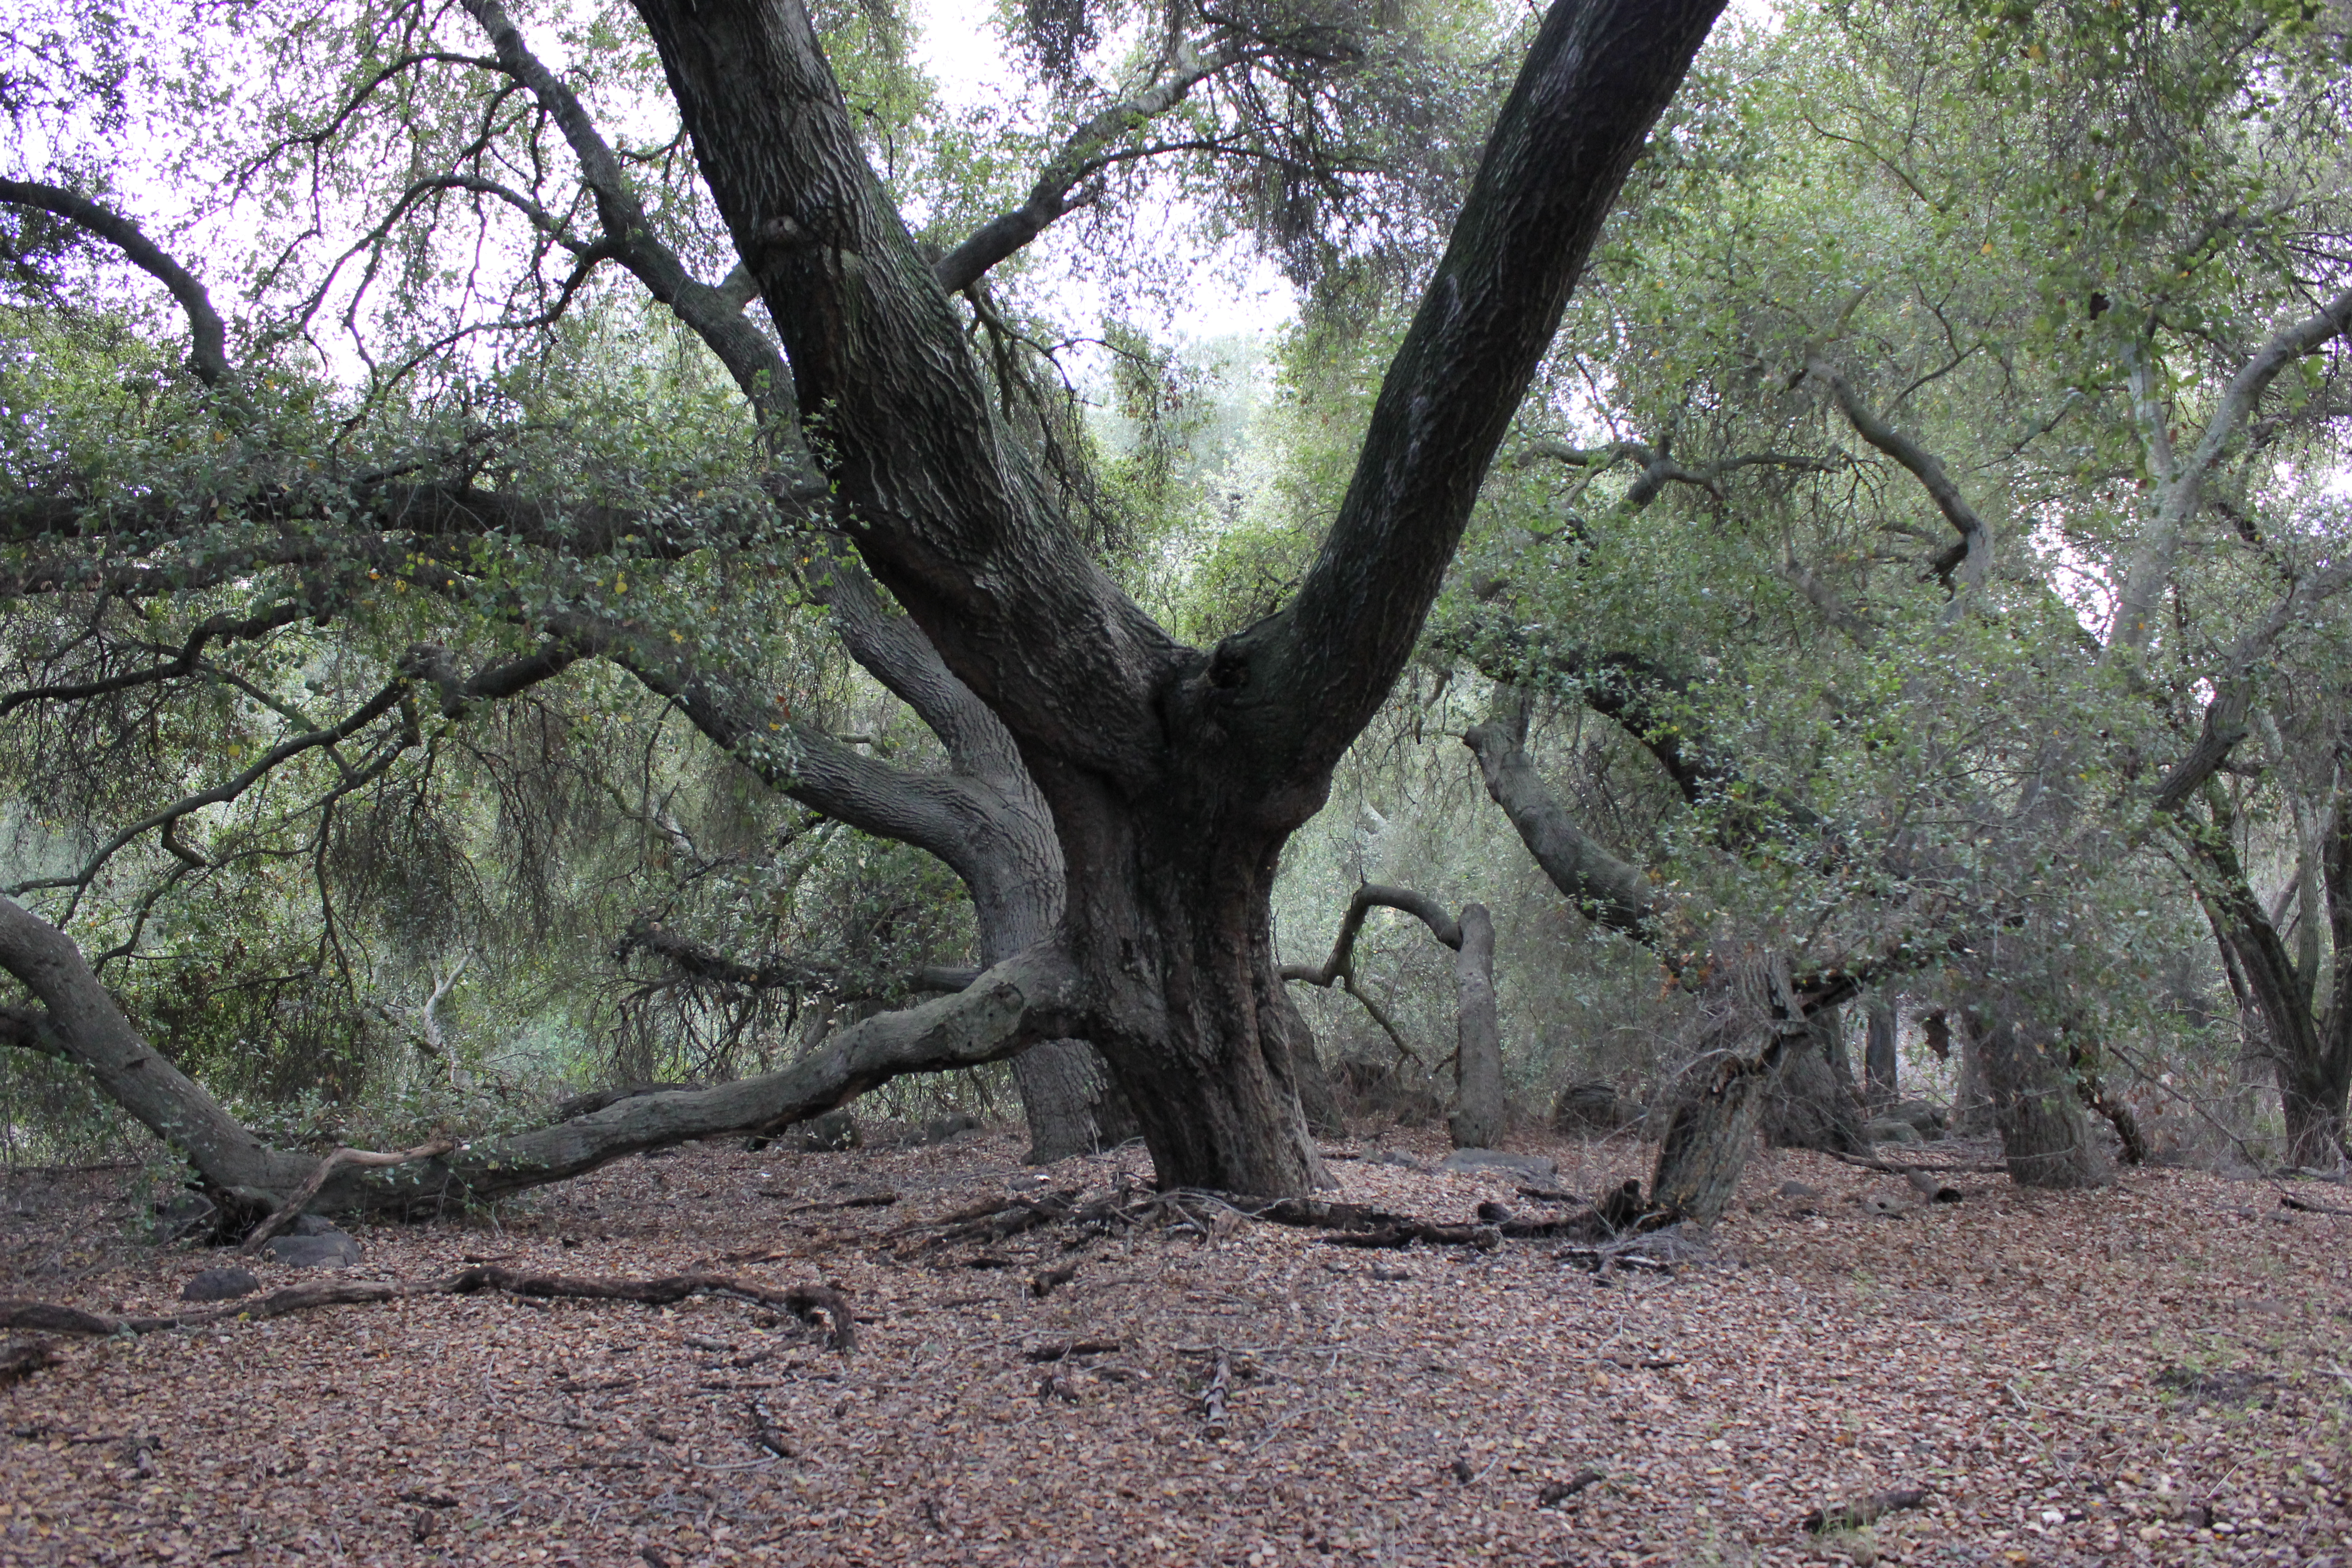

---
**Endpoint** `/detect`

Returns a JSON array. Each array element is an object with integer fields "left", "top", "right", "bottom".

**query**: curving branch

[
  {"left": 1460, "top": 686, "right": 1657, "bottom": 943},
  {"left": 0, "top": 179, "right": 229, "bottom": 385},
  {"left": 932, "top": 34, "right": 1251, "bottom": 294},
  {"left": 5, "top": 676, "right": 414, "bottom": 904},
  {"left": 2148, "top": 556, "right": 2352, "bottom": 816},
  {"left": 1515, "top": 436, "right": 1843, "bottom": 509},
  {"left": 1805, "top": 355, "right": 1991, "bottom": 598},
  {"left": 0, "top": 598, "right": 319, "bottom": 718},
  {"left": 2106, "top": 285, "right": 2352, "bottom": 661}
]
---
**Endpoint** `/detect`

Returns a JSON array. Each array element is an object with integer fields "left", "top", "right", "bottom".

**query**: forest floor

[{"left": 0, "top": 1125, "right": 2345, "bottom": 1568}]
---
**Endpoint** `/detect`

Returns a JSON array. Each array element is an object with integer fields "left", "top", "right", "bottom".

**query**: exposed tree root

[
  {"left": 893, "top": 1182, "right": 1672, "bottom": 1258},
  {"left": 1818, "top": 1149, "right": 2008, "bottom": 1176},
  {"left": 0, "top": 1268, "right": 854, "bottom": 1352}
]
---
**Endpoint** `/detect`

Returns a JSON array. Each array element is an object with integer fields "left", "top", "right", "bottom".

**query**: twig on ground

[{"left": 1202, "top": 1349, "right": 1231, "bottom": 1440}]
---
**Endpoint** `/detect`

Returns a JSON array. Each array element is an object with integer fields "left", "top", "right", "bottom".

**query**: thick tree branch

[
  {"left": 0, "top": 179, "right": 230, "bottom": 385},
  {"left": 1806, "top": 355, "right": 1991, "bottom": 597},
  {"left": 1461, "top": 688, "right": 1657, "bottom": 941},
  {"left": 1229, "top": 0, "right": 1725, "bottom": 781},
  {"left": 2107, "top": 286, "right": 2352, "bottom": 660}
]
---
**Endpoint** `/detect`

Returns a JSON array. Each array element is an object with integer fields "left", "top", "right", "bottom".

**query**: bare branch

[
  {"left": 932, "top": 35, "right": 1250, "bottom": 294},
  {"left": 1806, "top": 354, "right": 1991, "bottom": 598},
  {"left": 0, "top": 179, "right": 229, "bottom": 384}
]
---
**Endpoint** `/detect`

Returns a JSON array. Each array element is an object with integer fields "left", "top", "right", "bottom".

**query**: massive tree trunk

[
  {"left": 620, "top": 0, "right": 1722, "bottom": 1195},
  {"left": 0, "top": 0, "right": 1725, "bottom": 1205}
]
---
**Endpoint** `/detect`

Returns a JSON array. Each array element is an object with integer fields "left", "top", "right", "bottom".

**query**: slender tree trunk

[
  {"left": 1864, "top": 995, "right": 1898, "bottom": 1103},
  {"left": 1448, "top": 903, "right": 1504, "bottom": 1149}
]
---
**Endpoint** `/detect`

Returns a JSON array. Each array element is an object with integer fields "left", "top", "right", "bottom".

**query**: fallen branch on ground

[
  {"left": 1201, "top": 1349, "right": 1231, "bottom": 1440},
  {"left": 2277, "top": 1190, "right": 2352, "bottom": 1217},
  {"left": 0, "top": 1267, "right": 854, "bottom": 1352},
  {"left": 1802, "top": 1486, "right": 1931, "bottom": 1533}
]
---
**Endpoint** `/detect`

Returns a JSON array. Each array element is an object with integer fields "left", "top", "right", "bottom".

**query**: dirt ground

[{"left": 0, "top": 1127, "right": 2345, "bottom": 1568}]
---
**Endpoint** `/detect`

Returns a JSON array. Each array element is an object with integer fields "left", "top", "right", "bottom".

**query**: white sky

[{"left": 907, "top": 0, "right": 1300, "bottom": 347}]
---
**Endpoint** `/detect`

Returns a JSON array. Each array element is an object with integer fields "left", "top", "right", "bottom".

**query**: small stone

[
  {"left": 181, "top": 1266, "right": 261, "bottom": 1303},
  {"left": 1778, "top": 1181, "right": 1822, "bottom": 1200},
  {"left": 1437, "top": 1148, "right": 1558, "bottom": 1181}
]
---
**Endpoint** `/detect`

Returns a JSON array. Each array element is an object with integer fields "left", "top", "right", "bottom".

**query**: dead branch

[
  {"left": 2278, "top": 1191, "right": 2352, "bottom": 1217},
  {"left": 1818, "top": 1150, "right": 2007, "bottom": 1176},
  {"left": 1802, "top": 1486, "right": 1931, "bottom": 1533},
  {"left": 0, "top": 1267, "right": 855, "bottom": 1352},
  {"left": 1201, "top": 1349, "right": 1231, "bottom": 1440},
  {"left": 239, "top": 1137, "right": 458, "bottom": 1255}
]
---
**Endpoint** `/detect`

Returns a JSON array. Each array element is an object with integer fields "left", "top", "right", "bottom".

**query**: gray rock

[
  {"left": 1550, "top": 1082, "right": 1641, "bottom": 1133},
  {"left": 151, "top": 1193, "right": 217, "bottom": 1245},
  {"left": 1437, "top": 1148, "right": 1558, "bottom": 1181},
  {"left": 798, "top": 1109, "right": 862, "bottom": 1152},
  {"left": 1866, "top": 1118, "right": 1925, "bottom": 1146},
  {"left": 261, "top": 1229, "right": 362, "bottom": 1269},
  {"left": 1776, "top": 1180, "right": 1821, "bottom": 1200},
  {"left": 897, "top": 1112, "right": 984, "bottom": 1149},
  {"left": 1368, "top": 1150, "right": 1425, "bottom": 1171},
  {"left": 181, "top": 1266, "right": 261, "bottom": 1303}
]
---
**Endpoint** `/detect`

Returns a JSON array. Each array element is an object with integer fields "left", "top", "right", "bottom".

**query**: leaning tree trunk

[
  {"left": 1647, "top": 962, "right": 1817, "bottom": 1226},
  {"left": 1447, "top": 903, "right": 1505, "bottom": 1149},
  {"left": 1966, "top": 1002, "right": 2111, "bottom": 1189}
]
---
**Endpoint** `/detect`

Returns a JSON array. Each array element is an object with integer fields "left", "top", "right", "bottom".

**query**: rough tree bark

[
  {"left": 1961, "top": 995, "right": 2109, "bottom": 1189},
  {"left": 0, "top": 0, "right": 1726, "bottom": 1203},
  {"left": 1863, "top": 995, "right": 1899, "bottom": 1102},
  {"left": 619, "top": 0, "right": 1723, "bottom": 1193}
]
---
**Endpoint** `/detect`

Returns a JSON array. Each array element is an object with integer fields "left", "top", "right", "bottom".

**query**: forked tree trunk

[{"left": 1448, "top": 903, "right": 1505, "bottom": 1149}]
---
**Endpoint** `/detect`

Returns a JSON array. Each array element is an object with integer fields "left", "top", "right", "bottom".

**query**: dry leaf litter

[{"left": 0, "top": 1127, "right": 2345, "bottom": 1566}]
